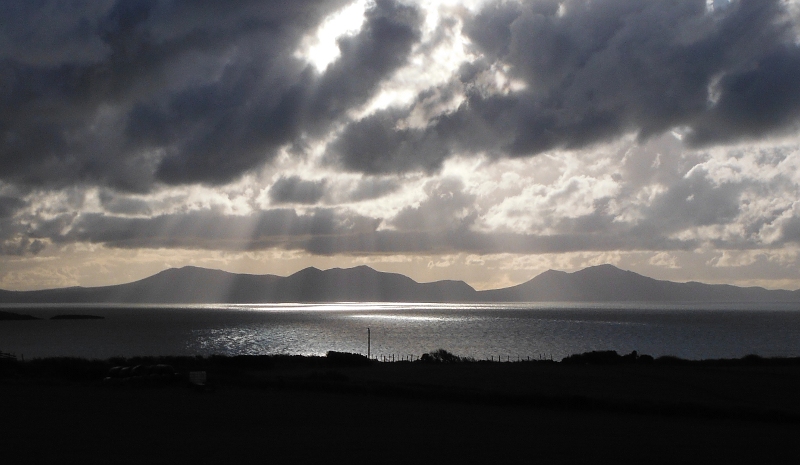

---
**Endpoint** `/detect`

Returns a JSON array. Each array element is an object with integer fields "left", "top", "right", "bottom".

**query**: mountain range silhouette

[{"left": 1, "top": 264, "right": 799, "bottom": 303}]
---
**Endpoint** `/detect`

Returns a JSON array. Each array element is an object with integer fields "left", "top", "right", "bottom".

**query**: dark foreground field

[{"left": 2, "top": 352, "right": 800, "bottom": 464}]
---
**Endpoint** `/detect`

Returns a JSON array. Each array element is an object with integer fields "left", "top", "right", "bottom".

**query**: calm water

[{"left": 2, "top": 302, "right": 800, "bottom": 360}]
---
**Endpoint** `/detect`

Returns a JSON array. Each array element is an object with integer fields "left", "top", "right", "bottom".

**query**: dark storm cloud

[
  {"left": 0, "top": 0, "right": 422, "bottom": 190},
  {"left": 0, "top": 0, "right": 114, "bottom": 66},
  {"left": 329, "top": 0, "right": 800, "bottom": 173},
  {"left": 687, "top": 45, "right": 800, "bottom": 145},
  {"left": 328, "top": 107, "right": 452, "bottom": 173},
  {"left": 269, "top": 176, "right": 327, "bottom": 205}
]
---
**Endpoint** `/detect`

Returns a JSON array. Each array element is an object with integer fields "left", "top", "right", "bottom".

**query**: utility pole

[{"left": 367, "top": 327, "right": 371, "bottom": 359}]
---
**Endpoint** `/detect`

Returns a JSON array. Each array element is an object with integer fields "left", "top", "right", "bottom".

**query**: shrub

[{"left": 419, "top": 349, "right": 471, "bottom": 363}]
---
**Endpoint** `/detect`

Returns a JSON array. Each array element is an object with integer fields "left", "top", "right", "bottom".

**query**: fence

[{"left": 369, "top": 353, "right": 555, "bottom": 362}]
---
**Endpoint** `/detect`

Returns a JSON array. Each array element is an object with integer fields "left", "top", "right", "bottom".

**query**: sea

[{"left": 2, "top": 302, "right": 800, "bottom": 361}]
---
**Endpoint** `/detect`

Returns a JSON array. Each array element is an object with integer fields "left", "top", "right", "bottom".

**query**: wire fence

[{"left": 369, "top": 353, "right": 555, "bottom": 362}]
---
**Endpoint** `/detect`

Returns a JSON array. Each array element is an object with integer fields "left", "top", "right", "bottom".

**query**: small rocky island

[
  {"left": 0, "top": 311, "right": 39, "bottom": 320},
  {"left": 0, "top": 311, "right": 104, "bottom": 321}
]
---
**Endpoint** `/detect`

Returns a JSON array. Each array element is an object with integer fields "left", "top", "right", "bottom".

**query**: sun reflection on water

[
  {"left": 224, "top": 302, "right": 491, "bottom": 312},
  {"left": 348, "top": 314, "right": 453, "bottom": 322}
]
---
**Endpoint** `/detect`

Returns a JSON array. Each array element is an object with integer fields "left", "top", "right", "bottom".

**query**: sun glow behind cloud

[{"left": 296, "top": 0, "right": 369, "bottom": 72}]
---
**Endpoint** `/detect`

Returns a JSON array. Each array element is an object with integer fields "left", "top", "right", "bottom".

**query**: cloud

[
  {"left": 44, "top": 208, "right": 380, "bottom": 251},
  {"left": 687, "top": 45, "right": 800, "bottom": 145},
  {"left": 99, "top": 190, "right": 152, "bottom": 215},
  {"left": 0, "top": 196, "right": 25, "bottom": 218},
  {"left": 346, "top": 176, "right": 401, "bottom": 202},
  {"left": 390, "top": 177, "right": 477, "bottom": 231},
  {"left": 649, "top": 252, "right": 680, "bottom": 269},
  {"left": 298, "top": 228, "right": 698, "bottom": 256},
  {"left": 21, "top": 194, "right": 702, "bottom": 256},
  {"left": 304, "top": 0, "right": 422, "bottom": 131},
  {"left": 0, "top": 194, "right": 44, "bottom": 256},
  {"left": 0, "top": 0, "right": 422, "bottom": 191},
  {"left": 326, "top": 106, "right": 452, "bottom": 173},
  {"left": 8, "top": 0, "right": 800, "bottom": 189},
  {"left": 0, "top": 236, "right": 45, "bottom": 256},
  {"left": 326, "top": 0, "right": 800, "bottom": 173},
  {"left": 269, "top": 176, "right": 327, "bottom": 205},
  {"left": 6, "top": 128, "right": 797, "bottom": 261},
  {"left": 779, "top": 215, "right": 800, "bottom": 244},
  {"left": 0, "top": 1, "right": 114, "bottom": 66},
  {"left": 632, "top": 168, "right": 744, "bottom": 235}
]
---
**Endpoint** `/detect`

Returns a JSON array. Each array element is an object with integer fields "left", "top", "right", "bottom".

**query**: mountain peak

[
  {"left": 575, "top": 264, "right": 626, "bottom": 274},
  {"left": 540, "top": 269, "right": 569, "bottom": 276}
]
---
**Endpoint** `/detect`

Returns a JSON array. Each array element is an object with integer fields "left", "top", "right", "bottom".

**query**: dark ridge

[
  {"left": 0, "top": 265, "right": 479, "bottom": 303},
  {"left": 477, "top": 263, "right": 800, "bottom": 302},
  {"left": 4, "top": 351, "right": 800, "bottom": 426},
  {"left": 50, "top": 314, "right": 104, "bottom": 320},
  {"left": 1, "top": 263, "right": 799, "bottom": 303}
]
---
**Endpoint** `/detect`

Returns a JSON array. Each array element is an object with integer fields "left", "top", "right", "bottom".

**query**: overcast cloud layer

[{"left": 3, "top": 0, "right": 800, "bottom": 290}]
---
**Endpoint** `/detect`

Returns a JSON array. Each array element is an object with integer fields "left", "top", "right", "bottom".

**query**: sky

[{"left": 3, "top": 0, "right": 800, "bottom": 291}]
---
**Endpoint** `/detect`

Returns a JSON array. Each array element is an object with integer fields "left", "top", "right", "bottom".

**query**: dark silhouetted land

[
  {"left": 2, "top": 351, "right": 800, "bottom": 464},
  {"left": 2, "top": 264, "right": 799, "bottom": 303},
  {"left": 49, "top": 314, "right": 104, "bottom": 320}
]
